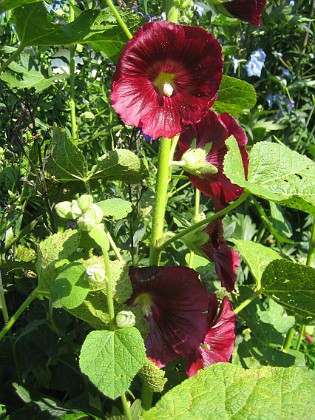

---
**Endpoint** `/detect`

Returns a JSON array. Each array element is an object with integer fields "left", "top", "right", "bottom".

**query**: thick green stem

[
  {"left": 0, "top": 271, "right": 9, "bottom": 324},
  {"left": 149, "top": 138, "right": 173, "bottom": 265},
  {"left": 105, "top": 0, "right": 133, "bottom": 40},
  {"left": 102, "top": 247, "right": 115, "bottom": 330},
  {"left": 0, "top": 43, "right": 24, "bottom": 75},
  {"left": 141, "top": 382, "right": 153, "bottom": 411},
  {"left": 306, "top": 218, "right": 315, "bottom": 267},
  {"left": 283, "top": 327, "right": 295, "bottom": 351},
  {"left": 296, "top": 325, "right": 305, "bottom": 352},
  {"left": 160, "top": 191, "right": 250, "bottom": 254},
  {"left": 69, "top": 0, "right": 78, "bottom": 142},
  {"left": 0, "top": 288, "right": 38, "bottom": 341},
  {"left": 121, "top": 394, "right": 132, "bottom": 420}
]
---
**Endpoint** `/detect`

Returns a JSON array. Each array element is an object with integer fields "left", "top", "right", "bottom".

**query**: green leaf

[
  {"left": 89, "top": 149, "right": 148, "bottom": 184},
  {"left": 96, "top": 198, "right": 132, "bottom": 220},
  {"left": 233, "top": 240, "right": 282, "bottom": 287},
  {"left": 0, "top": 0, "right": 41, "bottom": 12},
  {"left": 14, "top": 3, "right": 143, "bottom": 61},
  {"left": 88, "top": 225, "right": 109, "bottom": 252},
  {"left": 45, "top": 127, "right": 89, "bottom": 182},
  {"left": 79, "top": 329, "right": 146, "bottom": 400},
  {"left": 212, "top": 75, "right": 257, "bottom": 116},
  {"left": 224, "top": 137, "right": 315, "bottom": 215},
  {"left": 50, "top": 262, "right": 90, "bottom": 310},
  {"left": 144, "top": 364, "right": 315, "bottom": 419},
  {"left": 261, "top": 259, "right": 315, "bottom": 323}
]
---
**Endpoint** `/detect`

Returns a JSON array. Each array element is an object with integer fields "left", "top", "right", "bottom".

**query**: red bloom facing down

[
  {"left": 222, "top": 0, "right": 266, "bottom": 26},
  {"left": 128, "top": 266, "right": 208, "bottom": 368},
  {"left": 186, "top": 294, "right": 236, "bottom": 377},
  {"left": 183, "top": 219, "right": 240, "bottom": 292},
  {"left": 111, "top": 21, "right": 223, "bottom": 140},
  {"left": 178, "top": 110, "right": 248, "bottom": 210}
]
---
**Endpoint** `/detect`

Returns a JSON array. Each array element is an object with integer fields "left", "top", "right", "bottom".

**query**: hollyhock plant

[
  {"left": 219, "top": 0, "right": 266, "bottom": 26},
  {"left": 186, "top": 294, "right": 236, "bottom": 377},
  {"left": 111, "top": 21, "right": 223, "bottom": 140},
  {"left": 127, "top": 266, "right": 208, "bottom": 367},
  {"left": 178, "top": 110, "right": 248, "bottom": 210},
  {"left": 183, "top": 219, "right": 240, "bottom": 292}
]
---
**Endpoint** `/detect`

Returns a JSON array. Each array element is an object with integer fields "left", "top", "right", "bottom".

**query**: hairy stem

[
  {"left": 105, "top": 0, "right": 133, "bottom": 40},
  {"left": 121, "top": 394, "right": 132, "bottom": 420}
]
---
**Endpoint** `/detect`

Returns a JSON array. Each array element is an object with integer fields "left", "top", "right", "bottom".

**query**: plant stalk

[
  {"left": 102, "top": 246, "right": 115, "bottom": 330},
  {"left": 0, "top": 43, "right": 24, "bottom": 75},
  {"left": 121, "top": 394, "right": 132, "bottom": 420},
  {"left": 105, "top": 0, "right": 133, "bottom": 40}
]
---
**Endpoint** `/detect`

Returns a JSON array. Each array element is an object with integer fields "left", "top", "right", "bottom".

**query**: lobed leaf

[
  {"left": 79, "top": 329, "right": 146, "bottom": 400},
  {"left": 144, "top": 364, "right": 315, "bottom": 419}
]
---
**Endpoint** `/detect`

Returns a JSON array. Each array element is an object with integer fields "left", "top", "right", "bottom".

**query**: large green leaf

[
  {"left": 0, "top": 0, "right": 40, "bottom": 12},
  {"left": 96, "top": 198, "right": 133, "bottom": 220},
  {"left": 212, "top": 75, "right": 257, "bottom": 116},
  {"left": 144, "top": 364, "right": 315, "bottom": 419},
  {"left": 14, "top": 3, "right": 143, "bottom": 61},
  {"left": 233, "top": 240, "right": 282, "bottom": 288},
  {"left": 261, "top": 259, "right": 315, "bottom": 323},
  {"left": 224, "top": 137, "right": 315, "bottom": 215},
  {"left": 79, "top": 329, "right": 146, "bottom": 400},
  {"left": 45, "top": 127, "right": 89, "bottom": 182},
  {"left": 89, "top": 149, "right": 148, "bottom": 184}
]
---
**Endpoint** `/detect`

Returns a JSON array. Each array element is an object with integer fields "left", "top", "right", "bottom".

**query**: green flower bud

[
  {"left": 182, "top": 145, "right": 218, "bottom": 178},
  {"left": 70, "top": 200, "right": 83, "bottom": 219},
  {"left": 182, "top": 229, "right": 209, "bottom": 253},
  {"left": 77, "top": 212, "right": 96, "bottom": 232},
  {"left": 81, "top": 111, "right": 95, "bottom": 121},
  {"left": 90, "top": 203, "right": 104, "bottom": 224},
  {"left": 55, "top": 201, "right": 73, "bottom": 219},
  {"left": 116, "top": 310, "right": 136, "bottom": 328},
  {"left": 86, "top": 264, "right": 106, "bottom": 283},
  {"left": 77, "top": 194, "right": 93, "bottom": 212}
]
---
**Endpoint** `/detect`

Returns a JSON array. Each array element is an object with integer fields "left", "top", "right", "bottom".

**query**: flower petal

[
  {"left": 128, "top": 266, "right": 208, "bottom": 367},
  {"left": 111, "top": 22, "right": 223, "bottom": 139},
  {"left": 223, "top": 0, "right": 266, "bottom": 26}
]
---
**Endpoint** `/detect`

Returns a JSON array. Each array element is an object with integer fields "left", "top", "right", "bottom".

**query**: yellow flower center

[
  {"left": 134, "top": 293, "right": 153, "bottom": 317},
  {"left": 153, "top": 71, "right": 176, "bottom": 97}
]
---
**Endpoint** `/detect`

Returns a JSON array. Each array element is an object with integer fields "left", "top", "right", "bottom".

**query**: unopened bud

[
  {"left": 182, "top": 147, "right": 218, "bottom": 178},
  {"left": 55, "top": 201, "right": 73, "bottom": 219},
  {"left": 70, "top": 200, "right": 83, "bottom": 219},
  {"left": 90, "top": 203, "right": 104, "bottom": 224},
  {"left": 77, "top": 194, "right": 94, "bottom": 212},
  {"left": 86, "top": 264, "right": 106, "bottom": 283},
  {"left": 77, "top": 212, "right": 96, "bottom": 232},
  {"left": 116, "top": 310, "right": 136, "bottom": 328}
]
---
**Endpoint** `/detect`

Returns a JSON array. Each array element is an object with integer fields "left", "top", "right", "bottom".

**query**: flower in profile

[
  {"left": 186, "top": 294, "right": 236, "bottom": 377},
  {"left": 183, "top": 219, "right": 240, "bottom": 292},
  {"left": 217, "top": 0, "right": 266, "bottom": 26},
  {"left": 178, "top": 110, "right": 248, "bottom": 210},
  {"left": 127, "top": 266, "right": 208, "bottom": 367},
  {"left": 111, "top": 21, "right": 223, "bottom": 140}
]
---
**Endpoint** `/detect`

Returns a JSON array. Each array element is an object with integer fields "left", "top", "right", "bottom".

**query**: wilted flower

[
  {"left": 186, "top": 294, "right": 236, "bottom": 377},
  {"left": 183, "top": 219, "right": 240, "bottom": 292},
  {"left": 177, "top": 110, "right": 248, "bottom": 210},
  {"left": 111, "top": 21, "right": 223, "bottom": 140},
  {"left": 246, "top": 49, "right": 266, "bottom": 77},
  {"left": 127, "top": 266, "right": 208, "bottom": 367},
  {"left": 219, "top": 0, "right": 266, "bottom": 26}
]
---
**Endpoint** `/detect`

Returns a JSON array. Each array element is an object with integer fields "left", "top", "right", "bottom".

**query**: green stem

[
  {"left": 107, "top": 231, "right": 124, "bottom": 263},
  {"left": 306, "top": 218, "right": 315, "bottom": 267},
  {"left": 105, "top": 0, "right": 133, "bottom": 40},
  {"left": 102, "top": 246, "right": 115, "bottom": 330},
  {"left": 160, "top": 191, "right": 250, "bottom": 254},
  {"left": 69, "top": 0, "right": 78, "bottom": 142},
  {"left": 0, "top": 288, "right": 38, "bottom": 342},
  {"left": 121, "top": 394, "right": 132, "bottom": 420},
  {"left": 0, "top": 43, "right": 24, "bottom": 75},
  {"left": 296, "top": 324, "right": 305, "bottom": 352},
  {"left": 149, "top": 137, "right": 173, "bottom": 265},
  {"left": 233, "top": 291, "right": 260, "bottom": 315},
  {"left": 188, "top": 189, "right": 201, "bottom": 268},
  {"left": 283, "top": 327, "right": 295, "bottom": 351},
  {"left": 0, "top": 271, "right": 9, "bottom": 324},
  {"left": 141, "top": 382, "right": 153, "bottom": 411}
]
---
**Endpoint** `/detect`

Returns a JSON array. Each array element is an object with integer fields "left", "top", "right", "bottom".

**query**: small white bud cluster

[
  {"left": 55, "top": 194, "right": 104, "bottom": 232},
  {"left": 116, "top": 310, "right": 136, "bottom": 328},
  {"left": 86, "top": 263, "right": 106, "bottom": 284}
]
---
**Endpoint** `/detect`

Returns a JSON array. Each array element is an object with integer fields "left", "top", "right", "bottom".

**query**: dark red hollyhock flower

[
  {"left": 128, "top": 266, "right": 208, "bottom": 368},
  {"left": 111, "top": 21, "right": 223, "bottom": 140},
  {"left": 186, "top": 294, "right": 236, "bottom": 377},
  {"left": 183, "top": 219, "right": 240, "bottom": 292},
  {"left": 178, "top": 110, "right": 248, "bottom": 211},
  {"left": 222, "top": 0, "right": 266, "bottom": 26}
]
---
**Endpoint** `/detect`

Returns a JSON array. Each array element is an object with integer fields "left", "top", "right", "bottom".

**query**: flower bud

[
  {"left": 55, "top": 201, "right": 73, "bottom": 219},
  {"left": 70, "top": 201, "right": 83, "bottom": 219},
  {"left": 90, "top": 203, "right": 104, "bottom": 224},
  {"left": 86, "top": 264, "right": 106, "bottom": 284},
  {"left": 77, "top": 194, "right": 94, "bottom": 212},
  {"left": 116, "top": 310, "right": 136, "bottom": 328},
  {"left": 181, "top": 146, "right": 218, "bottom": 178},
  {"left": 77, "top": 212, "right": 96, "bottom": 232},
  {"left": 182, "top": 229, "right": 209, "bottom": 253}
]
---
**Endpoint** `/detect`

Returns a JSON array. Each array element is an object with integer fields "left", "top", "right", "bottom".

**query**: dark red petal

[
  {"left": 128, "top": 266, "right": 208, "bottom": 367},
  {"left": 200, "top": 219, "right": 240, "bottom": 292},
  {"left": 111, "top": 22, "right": 223, "bottom": 139},
  {"left": 223, "top": 0, "right": 266, "bottom": 26},
  {"left": 178, "top": 110, "right": 248, "bottom": 210},
  {"left": 186, "top": 296, "right": 236, "bottom": 377}
]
